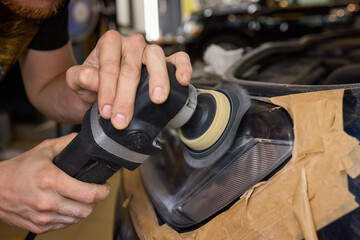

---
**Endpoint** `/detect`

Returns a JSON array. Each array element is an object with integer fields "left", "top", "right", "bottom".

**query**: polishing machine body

[{"left": 53, "top": 63, "right": 198, "bottom": 184}]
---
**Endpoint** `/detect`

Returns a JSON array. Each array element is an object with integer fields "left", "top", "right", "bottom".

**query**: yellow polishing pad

[{"left": 179, "top": 90, "right": 231, "bottom": 151}]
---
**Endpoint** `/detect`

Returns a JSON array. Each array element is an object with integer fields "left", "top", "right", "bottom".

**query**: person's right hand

[{"left": 0, "top": 133, "right": 110, "bottom": 234}]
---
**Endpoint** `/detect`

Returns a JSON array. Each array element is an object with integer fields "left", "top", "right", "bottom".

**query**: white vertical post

[{"left": 144, "top": 0, "right": 160, "bottom": 41}]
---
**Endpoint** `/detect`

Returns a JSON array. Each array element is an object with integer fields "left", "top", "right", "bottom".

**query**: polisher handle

[
  {"left": 26, "top": 109, "right": 118, "bottom": 240},
  {"left": 53, "top": 130, "right": 119, "bottom": 184}
]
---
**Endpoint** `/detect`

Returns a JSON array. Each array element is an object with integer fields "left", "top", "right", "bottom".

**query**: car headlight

[{"left": 140, "top": 99, "right": 294, "bottom": 230}]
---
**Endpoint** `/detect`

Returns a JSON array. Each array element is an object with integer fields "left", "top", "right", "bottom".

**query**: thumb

[
  {"left": 46, "top": 133, "right": 78, "bottom": 158},
  {"left": 46, "top": 134, "right": 111, "bottom": 203},
  {"left": 66, "top": 65, "right": 99, "bottom": 92}
]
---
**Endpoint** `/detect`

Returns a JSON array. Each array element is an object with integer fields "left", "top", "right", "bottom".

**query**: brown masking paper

[{"left": 122, "top": 88, "right": 360, "bottom": 240}]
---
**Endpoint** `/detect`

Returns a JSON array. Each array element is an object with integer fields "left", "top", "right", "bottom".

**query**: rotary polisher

[
  {"left": 53, "top": 63, "right": 250, "bottom": 182},
  {"left": 25, "top": 63, "right": 250, "bottom": 240}
]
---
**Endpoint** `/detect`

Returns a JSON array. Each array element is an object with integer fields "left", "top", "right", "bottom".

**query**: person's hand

[
  {"left": 0, "top": 133, "right": 110, "bottom": 234},
  {"left": 66, "top": 30, "right": 192, "bottom": 129}
]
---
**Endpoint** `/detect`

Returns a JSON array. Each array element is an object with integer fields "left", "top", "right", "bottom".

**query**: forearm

[
  {"left": 28, "top": 72, "right": 89, "bottom": 124},
  {"left": 19, "top": 41, "right": 89, "bottom": 124}
]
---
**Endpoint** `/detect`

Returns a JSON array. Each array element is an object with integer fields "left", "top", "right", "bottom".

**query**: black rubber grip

[{"left": 53, "top": 131, "right": 119, "bottom": 184}]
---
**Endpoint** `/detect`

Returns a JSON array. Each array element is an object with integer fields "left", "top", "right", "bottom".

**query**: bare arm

[{"left": 19, "top": 41, "right": 89, "bottom": 124}]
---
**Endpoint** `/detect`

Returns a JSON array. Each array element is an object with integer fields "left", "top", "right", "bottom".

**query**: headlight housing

[{"left": 140, "top": 99, "right": 294, "bottom": 230}]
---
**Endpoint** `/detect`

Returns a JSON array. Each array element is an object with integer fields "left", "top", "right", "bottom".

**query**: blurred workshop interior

[{"left": 1, "top": 0, "right": 360, "bottom": 240}]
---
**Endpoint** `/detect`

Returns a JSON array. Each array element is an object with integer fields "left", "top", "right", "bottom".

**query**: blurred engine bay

[{"left": 239, "top": 35, "right": 360, "bottom": 85}]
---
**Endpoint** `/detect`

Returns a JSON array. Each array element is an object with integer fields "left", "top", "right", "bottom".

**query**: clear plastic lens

[
  {"left": 179, "top": 140, "right": 292, "bottom": 222},
  {"left": 140, "top": 100, "right": 294, "bottom": 230}
]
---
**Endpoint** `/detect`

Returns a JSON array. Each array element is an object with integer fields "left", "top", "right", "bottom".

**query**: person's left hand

[{"left": 66, "top": 30, "right": 192, "bottom": 129}]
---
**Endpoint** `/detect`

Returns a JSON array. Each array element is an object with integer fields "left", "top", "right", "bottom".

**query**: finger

[
  {"left": 20, "top": 187, "right": 96, "bottom": 219},
  {"left": 8, "top": 203, "right": 81, "bottom": 225},
  {"left": 26, "top": 210, "right": 80, "bottom": 226},
  {"left": 142, "top": 44, "right": 169, "bottom": 104},
  {"left": 166, "top": 52, "right": 192, "bottom": 86},
  {"left": 66, "top": 65, "right": 99, "bottom": 92},
  {"left": 111, "top": 34, "right": 146, "bottom": 129},
  {"left": 0, "top": 209, "right": 69, "bottom": 234},
  {"left": 45, "top": 222, "right": 71, "bottom": 232},
  {"left": 97, "top": 30, "right": 123, "bottom": 119},
  {"left": 53, "top": 171, "right": 110, "bottom": 204},
  {"left": 75, "top": 89, "right": 98, "bottom": 105},
  {"left": 40, "top": 133, "right": 77, "bottom": 159},
  {"left": 56, "top": 196, "right": 94, "bottom": 219},
  {"left": 35, "top": 136, "right": 110, "bottom": 203}
]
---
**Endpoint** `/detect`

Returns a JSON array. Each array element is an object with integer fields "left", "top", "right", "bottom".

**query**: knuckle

[
  {"left": 81, "top": 205, "right": 94, "bottom": 218},
  {"left": 177, "top": 51, "right": 191, "bottom": 61},
  {"left": 33, "top": 198, "right": 57, "bottom": 212},
  {"left": 36, "top": 139, "right": 57, "bottom": 157},
  {"left": 74, "top": 204, "right": 93, "bottom": 218},
  {"left": 128, "top": 33, "right": 145, "bottom": 45},
  {"left": 35, "top": 215, "right": 52, "bottom": 226},
  {"left": 119, "top": 64, "right": 140, "bottom": 80},
  {"left": 144, "top": 44, "right": 165, "bottom": 62},
  {"left": 84, "top": 188, "right": 97, "bottom": 204},
  {"left": 38, "top": 138, "right": 53, "bottom": 149},
  {"left": 77, "top": 68, "right": 92, "bottom": 87},
  {"left": 65, "top": 68, "right": 75, "bottom": 86},
  {"left": 36, "top": 169, "right": 58, "bottom": 190},
  {"left": 147, "top": 44, "right": 163, "bottom": 54},
  {"left": 114, "top": 97, "right": 134, "bottom": 111},
  {"left": 100, "top": 30, "right": 121, "bottom": 45},
  {"left": 101, "top": 60, "right": 120, "bottom": 76}
]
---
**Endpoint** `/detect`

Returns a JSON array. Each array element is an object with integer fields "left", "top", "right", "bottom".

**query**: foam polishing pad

[
  {"left": 178, "top": 90, "right": 231, "bottom": 151},
  {"left": 179, "top": 84, "right": 251, "bottom": 168}
]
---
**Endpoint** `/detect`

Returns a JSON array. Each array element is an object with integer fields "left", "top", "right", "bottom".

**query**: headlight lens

[{"left": 140, "top": 99, "right": 294, "bottom": 230}]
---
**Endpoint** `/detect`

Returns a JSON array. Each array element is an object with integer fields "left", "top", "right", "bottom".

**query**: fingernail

[
  {"left": 113, "top": 113, "right": 127, "bottom": 129},
  {"left": 102, "top": 105, "right": 112, "bottom": 119},
  {"left": 152, "top": 87, "right": 165, "bottom": 102}
]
